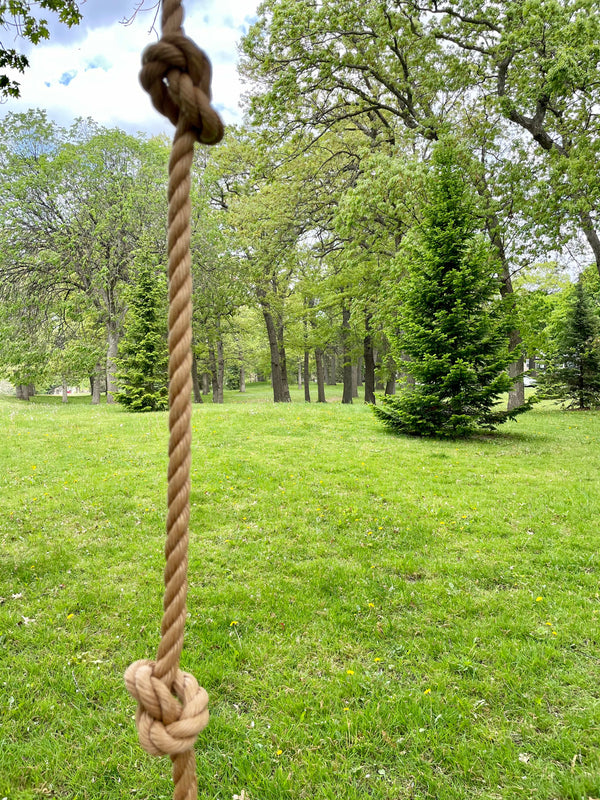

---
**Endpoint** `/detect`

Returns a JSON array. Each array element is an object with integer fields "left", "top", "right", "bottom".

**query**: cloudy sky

[{"left": 1, "top": 0, "right": 260, "bottom": 136}]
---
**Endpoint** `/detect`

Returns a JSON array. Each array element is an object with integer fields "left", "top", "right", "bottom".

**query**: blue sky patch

[
  {"left": 85, "top": 55, "right": 112, "bottom": 72},
  {"left": 58, "top": 70, "right": 77, "bottom": 86}
]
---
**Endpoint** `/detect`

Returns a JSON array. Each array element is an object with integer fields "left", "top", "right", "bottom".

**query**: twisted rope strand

[{"left": 125, "top": 2, "right": 224, "bottom": 799}]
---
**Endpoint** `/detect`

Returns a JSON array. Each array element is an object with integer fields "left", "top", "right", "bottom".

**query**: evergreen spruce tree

[
  {"left": 539, "top": 279, "right": 600, "bottom": 409},
  {"left": 374, "top": 142, "right": 530, "bottom": 437},
  {"left": 115, "top": 256, "right": 169, "bottom": 412}
]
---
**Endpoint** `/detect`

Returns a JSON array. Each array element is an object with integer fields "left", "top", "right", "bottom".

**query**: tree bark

[
  {"left": 277, "top": 320, "right": 291, "bottom": 402},
  {"left": 326, "top": 351, "right": 337, "bottom": 385},
  {"left": 507, "top": 329, "right": 525, "bottom": 410},
  {"left": 191, "top": 352, "right": 203, "bottom": 403},
  {"left": 315, "top": 347, "right": 326, "bottom": 402},
  {"left": 297, "top": 361, "right": 302, "bottom": 390},
  {"left": 16, "top": 384, "right": 28, "bottom": 401},
  {"left": 480, "top": 188, "right": 525, "bottom": 410},
  {"left": 105, "top": 328, "right": 119, "bottom": 404},
  {"left": 216, "top": 337, "right": 225, "bottom": 403},
  {"left": 579, "top": 209, "right": 600, "bottom": 280},
  {"left": 238, "top": 347, "right": 246, "bottom": 393},
  {"left": 202, "top": 372, "right": 210, "bottom": 395},
  {"left": 303, "top": 350, "right": 311, "bottom": 402},
  {"left": 352, "top": 364, "right": 359, "bottom": 398},
  {"left": 208, "top": 343, "right": 224, "bottom": 404},
  {"left": 91, "top": 363, "right": 102, "bottom": 405},
  {"left": 363, "top": 318, "right": 376, "bottom": 404},
  {"left": 261, "top": 304, "right": 291, "bottom": 402},
  {"left": 341, "top": 306, "right": 353, "bottom": 404},
  {"left": 61, "top": 377, "right": 69, "bottom": 403}
]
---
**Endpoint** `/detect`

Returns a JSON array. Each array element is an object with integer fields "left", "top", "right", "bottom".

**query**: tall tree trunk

[
  {"left": 341, "top": 305, "right": 353, "bottom": 404},
  {"left": 261, "top": 304, "right": 291, "bottom": 402},
  {"left": 208, "top": 342, "right": 224, "bottom": 404},
  {"left": 16, "top": 384, "right": 28, "bottom": 401},
  {"left": 363, "top": 318, "right": 376, "bottom": 404},
  {"left": 191, "top": 352, "right": 203, "bottom": 403},
  {"left": 385, "top": 377, "right": 397, "bottom": 395},
  {"left": 27, "top": 383, "right": 35, "bottom": 397},
  {"left": 277, "top": 320, "right": 291, "bottom": 402},
  {"left": 579, "top": 209, "right": 600, "bottom": 280},
  {"left": 352, "top": 365, "right": 359, "bottom": 398},
  {"left": 297, "top": 361, "right": 302, "bottom": 390},
  {"left": 238, "top": 347, "right": 246, "bottom": 393},
  {"left": 507, "top": 332, "right": 525, "bottom": 410},
  {"left": 91, "top": 363, "right": 102, "bottom": 405},
  {"left": 480, "top": 190, "right": 525, "bottom": 410},
  {"left": 208, "top": 344, "right": 219, "bottom": 403},
  {"left": 202, "top": 372, "right": 210, "bottom": 395},
  {"left": 105, "top": 328, "right": 119, "bottom": 404},
  {"left": 61, "top": 376, "right": 69, "bottom": 403},
  {"left": 326, "top": 351, "right": 337, "bottom": 385},
  {"left": 315, "top": 347, "right": 326, "bottom": 402},
  {"left": 216, "top": 337, "right": 225, "bottom": 403},
  {"left": 304, "top": 350, "right": 311, "bottom": 402}
]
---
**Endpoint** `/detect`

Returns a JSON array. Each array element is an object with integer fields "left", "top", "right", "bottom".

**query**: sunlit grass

[{"left": 0, "top": 390, "right": 599, "bottom": 799}]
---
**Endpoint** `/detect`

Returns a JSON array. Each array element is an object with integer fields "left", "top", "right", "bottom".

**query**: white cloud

[{"left": 1, "top": 0, "right": 259, "bottom": 135}]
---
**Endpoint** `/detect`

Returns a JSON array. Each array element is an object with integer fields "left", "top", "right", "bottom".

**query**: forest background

[{"left": 2, "top": 0, "right": 600, "bottom": 412}]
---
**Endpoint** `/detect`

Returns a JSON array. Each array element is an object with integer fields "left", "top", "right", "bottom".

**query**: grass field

[{"left": 0, "top": 385, "right": 599, "bottom": 799}]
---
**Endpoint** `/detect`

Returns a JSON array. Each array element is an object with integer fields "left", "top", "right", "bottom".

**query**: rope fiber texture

[{"left": 124, "top": 2, "right": 224, "bottom": 799}]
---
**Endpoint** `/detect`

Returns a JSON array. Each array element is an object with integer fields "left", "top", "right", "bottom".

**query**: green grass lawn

[{"left": 0, "top": 387, "right": 599, "bottom": 799}]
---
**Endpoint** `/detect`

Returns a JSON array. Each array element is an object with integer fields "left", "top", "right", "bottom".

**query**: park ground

[{"left": 0, "top": 386, "right": 599, "bottom": 799}]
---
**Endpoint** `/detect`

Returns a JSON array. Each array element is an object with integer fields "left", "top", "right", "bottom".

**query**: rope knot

[
  {"left": 140, "top": 32, "right": 224, "bottom": 144},
  {"left": 124, "top": 659, "right": 209, "bottom": 757}
]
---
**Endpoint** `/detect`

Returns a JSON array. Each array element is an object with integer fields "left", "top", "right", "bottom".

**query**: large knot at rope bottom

[{"left": 125, "top": 660, "right": 209, "bottom": 757}]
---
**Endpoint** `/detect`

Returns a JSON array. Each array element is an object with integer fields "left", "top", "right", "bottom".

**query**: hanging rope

[{"left": 124, "top": 2, "right": 224, "bottom": 799}]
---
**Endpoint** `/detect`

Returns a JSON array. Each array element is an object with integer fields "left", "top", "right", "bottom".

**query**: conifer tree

[
  {"left": 539, "top": 279, "right": 600, "bottom": 409},
  {"left": 115, "top": 255, "right": 168, "bottom": 412},
  {"left": 373, "top": 142, "right": 530, "bottom": 437}
]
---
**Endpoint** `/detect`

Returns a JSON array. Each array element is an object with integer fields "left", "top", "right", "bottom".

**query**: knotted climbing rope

[{"left": 124, "top": 2, "right": 223, "bottom": 798}]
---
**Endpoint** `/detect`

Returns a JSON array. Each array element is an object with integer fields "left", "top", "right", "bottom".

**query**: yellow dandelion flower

[
  {"left": 424, "top": 688, "right": 431, "bottom": 695},
  {"left": 230, "top": 620, "right": 238, "bottom": 626},
  {"left": 346, "top": 669, "right": 354, "bottom": 675}
]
